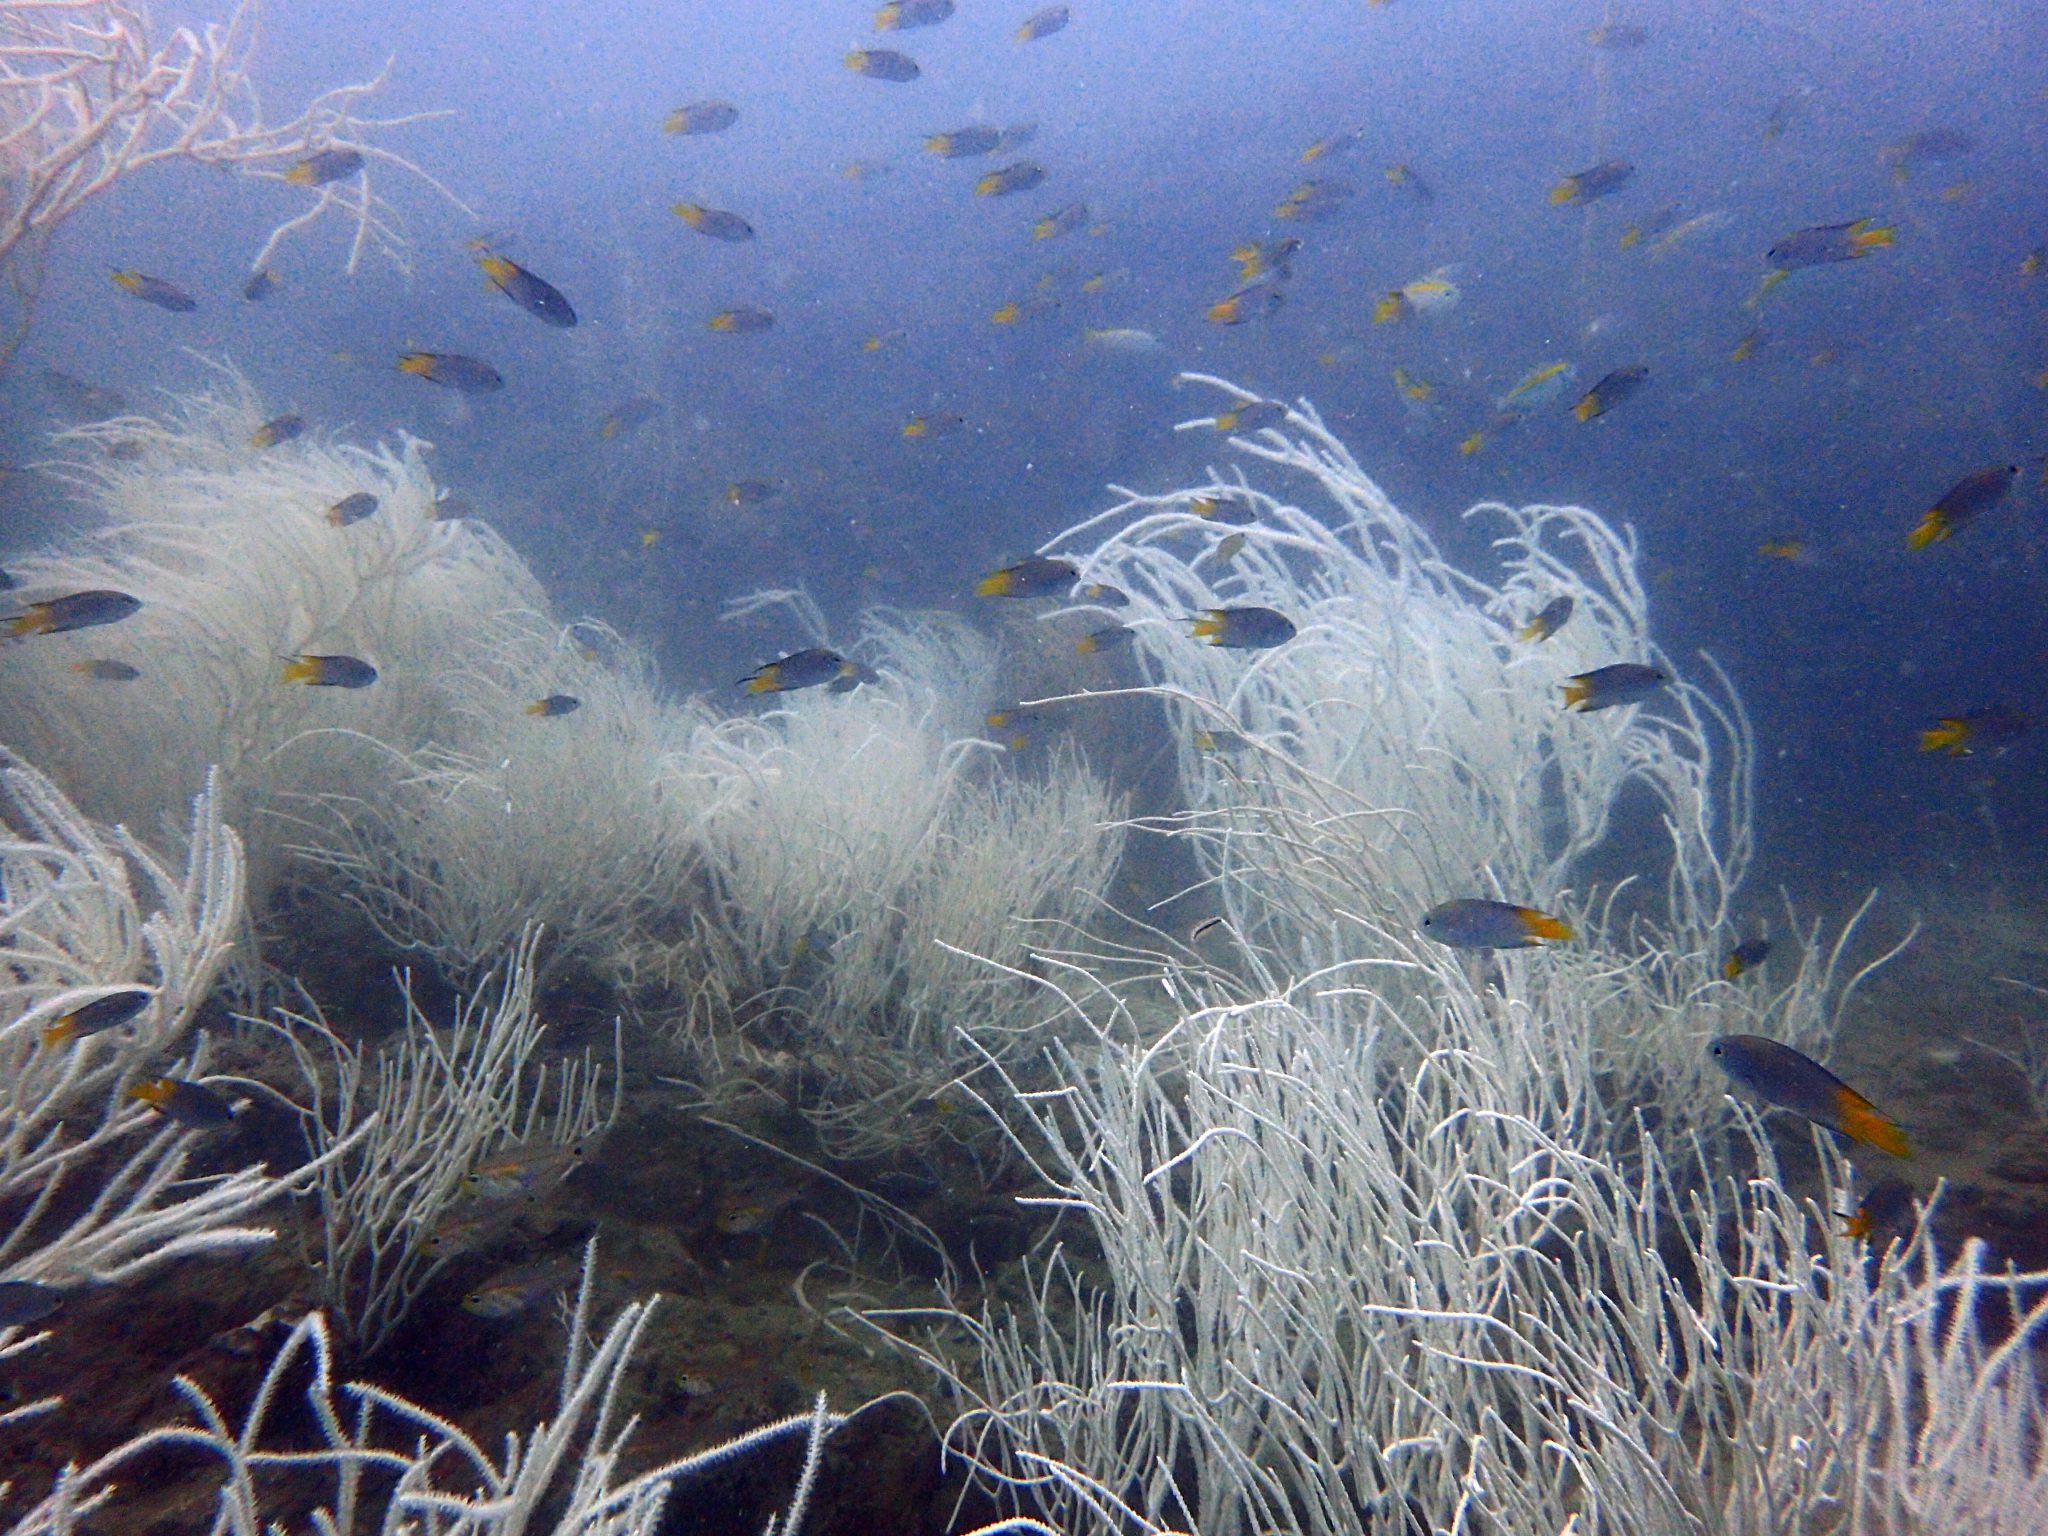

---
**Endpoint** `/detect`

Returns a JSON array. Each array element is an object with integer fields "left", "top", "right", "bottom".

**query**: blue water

[{"left": 7, "top": 0, "right": 2047, "bottom": 899}]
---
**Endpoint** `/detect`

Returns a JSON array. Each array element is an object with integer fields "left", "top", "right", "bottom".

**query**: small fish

[
  {"left": 127, "top": 1077, "right": 236, "bottom": 1130},
  {"left": 1082, "top": 327, "right": 1161, "bottom": 352},
  {"left": 671, "top": 202, "right": 755, "bottom": 241},
  {"left": 0, "top": 1281, "right": 63, "bottom": 1327},
  {"left": 1033, "top": 203, "right": 1088, "bottom": 241},
  {"left": 1076, "top": 624, "right": 1135, "bottom": 655},
  {"left": 250, "top": 413, "right": 304, "bottom": 450},
  {"left": 976, "top": 161, "right": 1046, "bottom": 197},
  {"left": 1191, "top": 606, "right": 1295, "bottom": 649},
  {"left": 1211, "top": 532, "right": 1248, "bottom": 562},
  {"left": 40, "top": 988, "right": 152, "bottom": 1047},
  {"left": 398, "top": 352, "right": 503, "bottom": 391},
  {"left": 1383, "top": 161, "right": 1434, "bottom": 200},
  {"left": 1647, "top": 209, "right": 1729, "bottom": 258},
  {"left": 663, "top": 100, "right": 738, "bottom": 136},
  {"left": 1905, "top": 465, "right": 2017, "bottom": 550},
  {"left": 2021, "top": 246, "right": 2044, "bottom": 278},
  {"left": 1231, "top": 235, "right": 1301, "bottom": 281},
  {"left": 1761, "top": 85, "right": 1817, "bottom": 144},
  {"left": 326, "top": 491, "right": 379, "bottom": 527},
  {"left": 1917, "top": 704, "right": 2029, "bottom": 758},
  {"left": 924, "top": 124, "right": 1003, "bottom": 157},
  {"left": 71, "top": 658, "right": 140, "bottom": 682},
  {"left": 1213, "top": 399, "right": 1286, "bottom": 433},
  {"left": 1765, "top": 219, "right": 1894, "bottom": 272},
  {"left": 463, "top": 1264, "right": 569, "bottom": 1321},
  {"left": 477, "top": 253, "right": 577, "bottom": 327},
  {"left": 902, "top": 411, "right": 965, "bottom": 438},
  {"left": 1619, "top": 203, "right": 1679, "bottom": 251},
  {"left": 1570, "top": 365, "right": 1648, "bottom": 422},
  {"left": 109, "top": 269, "right": 197, "bottom": 311},
  {"left": 1194, "top": 726, "right": 1252, "bottom": 755},
  {"left": 241, "top": 268, "right": 278, "bottom": 302},
  {"left": 827, "top": 661, "right": 881, "bottom": 694},
  {"left": 597, "top": 395, "right": 660, "bottom": 440},
  {"left": 725, "top": 479, "right": 782, "bottom": 507},
  {"left": 1722, "top": 937, "right": 1771, "bottom": 980},
  {"left": 1585, "top": 22, "right": 1647, "bottom": 47},
  {"left": 282, "top": 654, "right": 377, "bottom": 688},
  {"left": 1730, "top": 331, "right": 1758, "bottom": 362},
  {"left": 1758, "top": 537, "right": 1807, "bottom": 561},
  {"left": 39, "top": 369, "right": 126, "bottom": 420},
  {"left": 844, "top": 47, "right": 920, "bottom": 81},
  {"left": 1015, "top": 5, "right": 1069, "bottom": 42},
  {"left": 1206, "top": 280, "right": 1284, "bottom": 325},
  {"left": 876, "top": 0, "right": 954, "bottom": 28},
  {"left": 1497, "top": 361, "right": 1576, "bottom": 414},
  {"left": 1708, "top": 1035, "right": 1911, "bottom": 1157},
  {"left": 1420, "top": 898, "right": 1573, "bottom": 949},
  {"left": 1549, "top": 161, "right": 1634, "bottom": 205},
  {"left": 1301, "top": 127, "right": 1362, "bottom": 163},
  {"left": 284, "top": 147, "right": 364, "bottom": 186},
  {"left": 1372, "top": 269, "right": 1460, "bottom": 324},
  {"left": 1879, "top": 127, "right": 1975, "bottom": 182},
  {"left": 977, "top": 555, "right": 1078, "bottom": 597},
  {"left": 1392, "top": 365, "right": 1434, "bottom": 402},
  {"left": 526, "top": 694, "right": 581, "bottom": 718},
  {"left": 994, "top": 122, "right": 1039, "bottom": 152},
  {"left": 6, "top": 589, "right": 141, "bottom": 638},
  {"left": 1562, "top": 662, "right": 1668, "bottom": 712},
  {"left": 990, "top": 295, "right": 1056, "bottom": 325},
  {"left": 708, "top": 306, "right": 774, "bottom": 333},
  {"left": 1516, "top": 595, "right": 1574, "bottom": 642},
  {"left": 739, "top": 647, "right": 855, "bottom": 694},
  {"left": 461, "top": 1140, "right": 591, "bottom": 1200},
  {"left": 1192, "top": 492, "right": 1256, "bottom": 525},
  {"left": 1076, "top": 581, "right": 1128, "bottom": 607},
  {"left": 1275, "top": 179, "right": 1356, "bottom": 221}
]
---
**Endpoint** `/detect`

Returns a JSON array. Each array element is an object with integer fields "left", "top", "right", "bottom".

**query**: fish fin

[
  {"left": 126, "top": 1078, "right": 168, "bottom": 1108},
  {"left": 1548, "top": 180, "right": 1576, "bottom": 205},
  {"left": 1561, "top": 679, "right": 1592, "bottom": 709},
  {"left": 1191, "top": 614, "right": 1223, "bottom": 639},
  {"left": 1459, "top": 431, "right": 1485, "bottom": 456},
  {"left": 1834, "top": 1086, "right": 1911, "bottom": 1157},
  {"left": 39, "top": 1019, "right": 76, "bottom": 1047},
  {"left": 1905, "top": 509, "right": 1948, "bottom": 550},
  {"left": 1515, "top": 907, "right": 1574, "bottom": 942},
  {"left": 1918, "top": 720, "right": 1967, "bottom": 754},
  {"left": 973, "top": 573, "right": 1009, "bottom": 597},
  {"left": 743, "top": 673, "right": 777, "bottom": 694},
  {"left": 6, "top": 611, "right": 47, "bottom": 638},
  {"left": 284, "top": 163, "right": 313, "bottom": 185},
  {"left": 1515, "top": 619, "right": 1543, "bottom": 642},
  {"left": 1572, "top": 396, "right": 1599, "bottom": 422},
  {"left": 1854, "top": 223, "right": 1896, "bottom": 250},
  {"left": 1075, "top": 635, "right": 1097, "bottom": 654},
  {"left": 281, "top": 658, "right": 317, "bottom": 684}
]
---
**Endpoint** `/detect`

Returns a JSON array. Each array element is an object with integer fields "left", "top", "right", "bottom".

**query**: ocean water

[{"left": 3, "top": 1, "right": 2047, "bottom": 1531}]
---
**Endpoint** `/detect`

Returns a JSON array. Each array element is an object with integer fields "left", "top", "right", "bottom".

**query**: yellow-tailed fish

[
  {"left": 1905, "top": 465, "right": 2017, "bottom": 549},
  {"left": 1709, "top": 1035, "right": 1911, "bottom": 1157}
]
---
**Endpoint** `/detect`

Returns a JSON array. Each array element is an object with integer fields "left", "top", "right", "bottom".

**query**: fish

[
  {"left": 1585, "top": 22, "right": 1648, "bottom": 47},
  {"left": 1232, "top": 236, "right": 1302, "bottom": 282},
  {"left": 1076, "top": 625, "right": 1135, "bottom": 655},
  {"left": 526, "top": 694, "right": 582, "bottom": 718},
  {"left": 1275, "top": 179, "right": 1356, "bottom": 221},
  {"left": 1879, "top": 127, "right": 1975, "bottom": 182},
  {"left": 0, "top": 1281, "right": 63, "bottom": 1327},
  {"left": 1562, "top": 662, "right": 1668, "bottom": 712},
  {"left": 250, "top": 413, "right": 305, "bottom": 449},
  {"left": 990, "top": 295, "right": 1057, "bottom": 325},
  {"left": 925, "top": 124, "right": 1003, "bottom": 157},
  {"left": 1383, "top": 161, "right": 1434, "bottom": 200},
  {"left": 109, "top": 269, "right": 197, "bottom": 311},
  {"left": 1570, "top": 365, "right": 1649, "bottom": 422},
  {"left": 1302, "top": 127, "right": 1363, "bottom": 163},
  {"left": 241, "top": 268, "right": 278, "bottom": 302},
  {"left": 1206, "top": 280, "right": 1284, "bottom": 325},
  {"left": 1015, "top": 5, "right": 1069, "bottom": 41},
  {"left": 1392, "top": 366, "right": 1435, "bottom": 403},
  {"left": 1076, "top": 582, "right": 1128, "bottom": 607},
  {"left": 39, "top": 988, "right": 153, "bottom": 1047},
  {"left": 127, "top": 1077, "right": 236, "bottom": 1130},
  {"left": 1373, "top": 269, "right": 1460, "bottom": 324},
  {"left": 976, "top": 161, "right": 1046, "bottom": 197},
  {"left": 1918, "top": 704, "right": 2029, "bottom": 758},
  {"left": 1212, "top": 399, "right": 1287, "bottom": 433},
  {"left": 461, "top": 1140, "right": 592, "bottom": 1201},
  {"left": 71, "top": 658, "right": 140, "bottom": 682},
  {"left": 1619, "top": 203, "right": 1679, "bottom": 251},
  {"left": 6, "top": 589, "right": 142, "bottom": 638},
  {"left": 1765, "top": 219, "right": 1894, "bottom": 272},
  {"left": 844, "top": 47, "right": 920, "bottom": 81},
  {"left": 282, "top": 654, "right": 378, "bottom": 688},
  {"left": 1758, "top": 537, "right": 1807, "bottom": 561},
  {"left": 1730, "top": 331, "right": 1759, "bottom": 362},
  {"left": 1211, "top": 532, "right": 1247, "bottom": 563},
  {"left": 739, "top": 648, "right": 856, "bottom": 694},
  {"left": 1516, "top": 595, "right": 1574, "bottom": 643},
  {"left": 1033, "top": 203, "right": 1088, "bottom": 241},
  {"left": 1497, "top": 361, "right": 1577, "bottom": 415},
  {"left": 876, "top": 0, "right": 954, "bottom": 27},
  {"left": 1191, "top": 606, "right": 1295, "bottom": 649},
  {"left": 326, "top": 492, "right": 380, "bottom": 527},
  {"left": 1420, "top": 898, "right": 1574, "bottom": 949},
  {"left": 902, "top": 411, "right": 965, "bottom": 439},
  {"left": 1194, "top": 726, "right": 1253, "bottom": 755},
  {"left": 663, "top": 100, "right": 738, "bottom": 135},
  {"left": 597, "top": 396, "right": 660, "bottom": 440},
  {"left": 1905, "top": 465, "right": 2017, "bottom": 549},
  {"left": 463, "top": 1262, "right": 572, "bottom": 1320},
  {"left": 39, "top": 369, "right": 126, "bottom": 420},
  {"left": 708, "top": 306, "right": 774, "bottom": 333},
  {"left": 1761, "top": 85, "right": 1817, "bottom": 143},
  {"left": 1549, "top": 161, "right": 1634, "bottom": 205},
  {"left": 1647, "top": 209, "right": 1730, "bottom": 258},
  {"left": 994, "top": 123, "right": 1039, "bottom": 152},
  {"left": 671, "top": 202, "right": 755, "bottom": 241},
  {"left": 976, "top": 555, "right": 1078, "bottom": 597},
  {"left": 284, "top": 147, "right": 364, "bottom": 186},
  {"left": 397, "top": 352, "right": 504, "bottom": 391},
  {"left": 2022, "top": 246, "right": 2044, "bottom": 278},
  {"left": 477, "top": 253, "right": 577, "bottom": 327},
  {"left": 725, "top": 479, "right": 782, "bottom": 507},
  {"left": 1192, "top": 492, "right": 1256, "bottom": 525},
  {"left": 1708, "top": 1035, "right": 1911, "bottom": 1157},
  {"left": 1082, "top": 327, "right": 1162, "bottom": 352},
  {"left": 1722, "top": 937, "right": 1771, "bottom": 980}
]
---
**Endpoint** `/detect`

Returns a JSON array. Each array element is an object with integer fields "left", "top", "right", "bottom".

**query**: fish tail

[
  {"left": 1918, "top": 720, "right": 1968, "bottom": 754},
  {"left": 1722, "top": 955, "right": 1744, "bottom": 980},
  {"left": 524, "top": 699, "right": 548, "bottom": 716},
  {"left": 973, "top": 573, "right": 1010, "bottom": 597},
  {"left": 1548, "top": 181, "right": 1576, "bottom": 205},
  {"left": 1191, "top": 614, "right": 1223, "bottom": 639},
  {"left": 6, "top": 610, "right": 48, "bottom": 638},
  {"left": 743, "top": 673, "right": 777, "bottom": 694},
  {"left": 1213, "top": 412, "right": 1239, "bottom": 431},
  {"left": 1205, "top": 299, "right": 1240, "bottom": 324},
  {"left": 1855, "top": 223, "right": 1896, "bottom": 250},
  {"left": 1459, "top": 431, "right": 1485, "bottom": 456},
  {"left": 1075, "top": 635, "right": 1097, "bottom": 654},
  {"left": 281, "top": 658, "right": 318, "bottom": 684},
  {"left": 1834, "top": 1087, "right": 1911, "bottom": 1157},
  {"left": 1905, "top": 509, "right": 1948, "bottom": 550},
  {"left": 1572, "top": 396, "right": 1599, "bottom": 422},
  {"left": 1515, "top": 618, "right": 1544, "bottom": 642},
  {"left": 126, "top": 1078, "right": 169, "bottom": 1108},
  {"left": 397, "top": 353, "right": 433, "bottom": 377},
  {"left": 1516, "top": 907, "right": 1574, "bottom": 943},
  {"left": 284, "top": 163, "right": 313, "bottom": 185},
  {"left": 39, "top": 1019, "right": 76, "bottom": 1048},
  {"left": 1561, "top": 679, "right": 1593, "bottom": 709}
]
